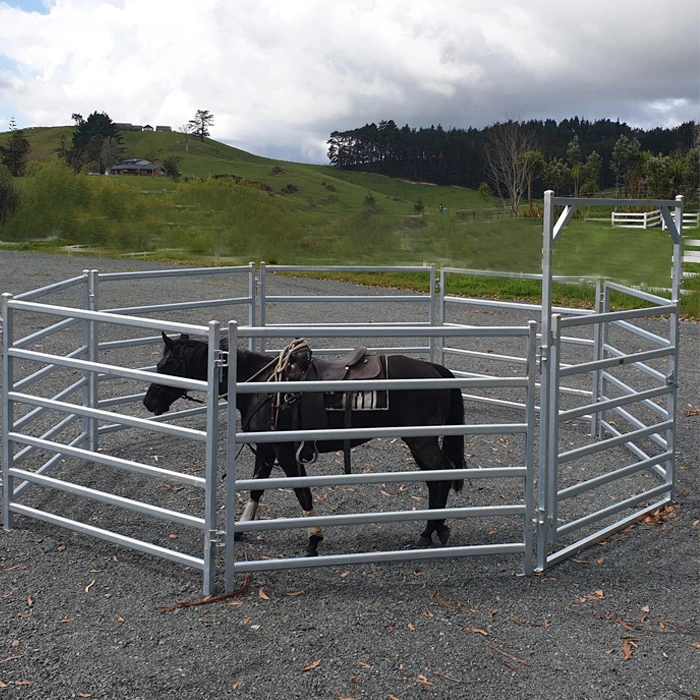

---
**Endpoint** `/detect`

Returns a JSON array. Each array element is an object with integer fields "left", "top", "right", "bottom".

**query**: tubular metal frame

[{"left": 2, "top": 216, "right": 686, "bottom": 591}]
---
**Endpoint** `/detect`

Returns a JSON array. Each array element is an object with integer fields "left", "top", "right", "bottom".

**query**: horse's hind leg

[
  {"left": 236, "top": 446, "right": 275, "bottom": 541},
  {"left": 275, "top": 447, "right": 324, "bottom": 557},
  {"left": 405, "top": 437, "right": 453, "bottom": 546}
]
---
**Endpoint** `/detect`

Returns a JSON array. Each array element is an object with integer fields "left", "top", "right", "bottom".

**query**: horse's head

[{"left": 143, "top": 332, "right": 195, "bottom": 416}]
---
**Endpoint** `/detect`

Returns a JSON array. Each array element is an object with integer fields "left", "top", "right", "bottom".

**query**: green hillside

[
  {"left": 14, "top": 125, "right": 487, "bottom": 211},
  {"left": 2, "top": 125, "right": 697, "bottom": 318}
]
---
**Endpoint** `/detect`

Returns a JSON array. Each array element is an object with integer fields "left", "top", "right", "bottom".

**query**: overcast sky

[{"left": 1, "top": 0, "right": 698, "bottom": 163}]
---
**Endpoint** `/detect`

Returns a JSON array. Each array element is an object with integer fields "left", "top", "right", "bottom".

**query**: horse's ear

[{"left": 162, "top": 331, "right": 175, "bottom": 349}]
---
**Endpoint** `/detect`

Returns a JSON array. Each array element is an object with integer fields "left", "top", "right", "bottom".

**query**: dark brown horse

[{"left": 143, "top": 333, "right": 465, "bottom": 556}]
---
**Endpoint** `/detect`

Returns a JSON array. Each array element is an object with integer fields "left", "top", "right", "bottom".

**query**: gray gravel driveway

[{"left": 1, "top": 251, "right": 698, "bottom": 700}]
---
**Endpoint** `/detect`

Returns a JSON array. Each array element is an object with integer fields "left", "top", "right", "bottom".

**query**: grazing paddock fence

[{"left": 611, "top": 209, "right": 698, "bottom": 230}]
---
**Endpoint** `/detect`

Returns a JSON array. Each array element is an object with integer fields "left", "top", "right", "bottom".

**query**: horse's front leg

[
  {"left": 276, "top": 445, "right": 324, "bottom": 557},
  {"left": 236, "top": 445, "right": 274, "bottom": 541}
]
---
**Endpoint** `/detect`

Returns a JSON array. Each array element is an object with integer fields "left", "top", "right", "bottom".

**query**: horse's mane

[{"left": 236, "top": 347, "right": 273, "bottom": 380}]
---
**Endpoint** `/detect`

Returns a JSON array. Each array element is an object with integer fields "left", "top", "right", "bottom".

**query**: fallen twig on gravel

[{"left": 156, "top": 571, "right": 252, "bottom": 612}]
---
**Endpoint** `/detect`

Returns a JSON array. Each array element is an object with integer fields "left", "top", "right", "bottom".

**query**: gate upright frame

[{"left": 537, "top": 191, "right": 684, "bottom": 570}]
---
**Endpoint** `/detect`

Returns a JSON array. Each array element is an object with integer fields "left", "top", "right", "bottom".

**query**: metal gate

[
  {"left": 223, "top": 320, "right": 538, "bottom": 593},
  {"left": 537, "top": 284, "right": 680, "bottom": 568}
]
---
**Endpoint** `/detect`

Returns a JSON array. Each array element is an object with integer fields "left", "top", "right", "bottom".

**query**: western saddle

[{"left": 275, "top": 340, "right": 386, "bottom": 472}]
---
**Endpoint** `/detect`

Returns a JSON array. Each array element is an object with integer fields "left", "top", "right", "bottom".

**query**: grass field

[{"left": 2, "top": 126, "right": 698, "bottom": 318}]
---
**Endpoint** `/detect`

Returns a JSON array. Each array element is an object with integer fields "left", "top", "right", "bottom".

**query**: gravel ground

[{"left": 1, "top": 250, "right": 699, "bottom": 700}]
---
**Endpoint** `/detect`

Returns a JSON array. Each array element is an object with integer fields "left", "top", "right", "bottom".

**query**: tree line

[{"left": 327, "top": 118, "right": 699, "bottom": 213}]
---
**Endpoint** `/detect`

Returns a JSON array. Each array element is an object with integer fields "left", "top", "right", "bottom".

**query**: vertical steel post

[
  {"left": 664, "top": 196, "right": 683, "bottom": 500},
  {"left": 670, "top": 195, "right": 684, "bottom": 299},
  {"left": 547, "top": 314, "right": 562, "bottom": 545},
  {"left": 203, "top": 320, "right": 221, "bottom": 596},
  {"left": 536, "top": 191, "right": 555, "bottom": 570},
  {"left": 437, "top": 267, "right": 447, "bottom": 366},
  {"left": 225, "top": 321, "right": 239, "bottom": 593},
  {"left": 598, "top": 283, "right": 612, "bottom": 440},
  {"left": 666, "top": 299, "right": 681, "bottom": 501},
  {"left": 247, "top": 262, "right": 256, "bottom": 351},
  {"left": 523, "top": 320, "right": 538, "bottom": 575},
  {"left": 428, "top": 263, "right": 437, "bottom": 362},
  {"left": 84, "top": 270, "right": 99, "bottom": 452},
  {"left": 258, "top": 262, "right": 268, "bottom": 354},
  {"left": 2, "top": 294, "right": 15, "bottom": 530},
  {"left": 590, "top": 278, "right": 604, "bottom": 439}
]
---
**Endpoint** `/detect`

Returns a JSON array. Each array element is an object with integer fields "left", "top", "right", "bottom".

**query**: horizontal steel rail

[
  {"left": 15, "top": 346, "right": 88, "bottom": 392},
  {"left": 9, "top": 347, "right": 207, "bottom": 393},
  {"left": 235, "top": 505, "right": 527, "bottom": 534},
  {"left": 559, "top": 304, "right": 676, "bottom": 329},
  {"left": 7, "top": 298, "right": 210, "bottom": 335},
  {"left": 600, "top": 370, "right": 669, "bottom": 415},
  {"left": 558, "top": 385, "right": 671, "bottom": 423},
  {"left": 9, "top": 391, "right": 208, "bottom": 442},
  {"left": 107, "top": 296, "right": 252, "bottom": 316},
  {"left": 603, "top": 280, "right": 672, "bottom": 306},
  {"left": 557, "top": 420, "right": 673, "bottom": 465},
  {"left": 542, "top": 498, "right": 671, "bottom": 570},
  {"left": 234, "top": 544, "right": 527, "bottom": 573},
  {"left": 9, "top": 433, "right": 206, "bottom": 488},
  {"left": 555, "top": 483, "right": 672, "bottom": 539},
  {"left": 12, "top": 429, "right": 88, "bottom": 500},
  {"left": 15, "top": 375, "right": 87, "bottom": 429},
  {"left": 98, "top": 263, "right": 254, "bottom": 282},
  {"left": 234, "top": 466, "right": 527, "bottom": 491},
  {"left": 14, "top": 275, "right": 85, "bottom": 301},
  {"left": 238, "top": 422, "right": 528, "bottom": 445},
  {"left": 14, "top": 316, "right": 80, "bottom": 349},
  {"left": 557, "top": 346, "right": 674, "bottom": 377},
  {"left": 557, "top": 452, "right": 671, "bottom": 502},
  {"left": 601, "top": 345, "right": 668, "bottom": 383},
  {"left": 611, "top": 319, "right": 672, "bottom": 346},
  {"left": 8, "top": 504, "right": 205, "bottom": 570},
  {"left": 10, "top": 468, "right": 206, "bottom": 529}
]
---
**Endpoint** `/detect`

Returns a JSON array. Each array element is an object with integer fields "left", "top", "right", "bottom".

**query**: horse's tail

[{"left": 432, "top": 363, "right": 465, "bottom": 492}]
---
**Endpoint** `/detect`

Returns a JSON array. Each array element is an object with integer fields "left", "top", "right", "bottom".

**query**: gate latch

[{"left": 215, "top": 349, "right": 230, "bottom": 383}]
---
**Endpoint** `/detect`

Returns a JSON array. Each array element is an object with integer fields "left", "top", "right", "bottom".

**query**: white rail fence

[{"left": 611, "top": 210, "right": 698, "bottom": 230}]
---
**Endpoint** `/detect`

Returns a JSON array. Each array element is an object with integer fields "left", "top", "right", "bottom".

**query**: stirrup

[{"left": 296, "top": 441, "right": 319, "bottom": 465}]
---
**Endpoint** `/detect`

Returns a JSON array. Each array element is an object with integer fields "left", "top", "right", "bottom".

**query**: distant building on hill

[
  {"left": 113, "top": 122, "right": 172, "bottom": 132},
  {"left": 108, "top": 158, "right": 163, "bottom": 177}
]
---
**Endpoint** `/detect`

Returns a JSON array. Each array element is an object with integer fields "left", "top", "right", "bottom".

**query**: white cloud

[{"left": 0, "top": 0, "right": 698, "bottom": 161}]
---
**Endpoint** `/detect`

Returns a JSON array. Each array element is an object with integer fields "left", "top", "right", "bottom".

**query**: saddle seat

[
  {"left": 284, "top": 343, "right": 387, "bottom": 471},
  {"left": 311, "top": 347, "right": 384, "bottom": 381}
]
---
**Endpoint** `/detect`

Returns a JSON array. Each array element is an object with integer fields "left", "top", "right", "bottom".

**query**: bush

[{"left": 0, "top": 165, "right": 22, "bottom": 226}]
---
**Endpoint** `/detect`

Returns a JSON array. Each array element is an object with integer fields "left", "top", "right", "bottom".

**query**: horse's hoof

[
  {"left": 305, "top": 533, "right": 323, "bottom": 557},
  {"left": 416, "top": 534, "right": 432, "bottom": 547},
  {"left": 436, "top": 527, "right": 451, "bottom": 546}
]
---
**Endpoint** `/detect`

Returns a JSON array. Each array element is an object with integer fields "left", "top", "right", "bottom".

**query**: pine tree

[{"left": 0, "top": 118, "right": 30, "bottom": 177}]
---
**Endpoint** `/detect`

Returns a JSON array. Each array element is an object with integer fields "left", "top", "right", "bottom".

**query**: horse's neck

[
  {"left": 233, "top": 350, "right": 272, "bottom": 415},
  {"left": 236, "top": 349, "right": 272, "bottom": 382},
  {"left": 186, "top": 343, "right": 211, "bottom": 380}
]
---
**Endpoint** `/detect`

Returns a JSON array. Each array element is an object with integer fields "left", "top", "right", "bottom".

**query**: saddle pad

[{"left": 324, "top": 390, "right": 389, "bottom": 411}]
